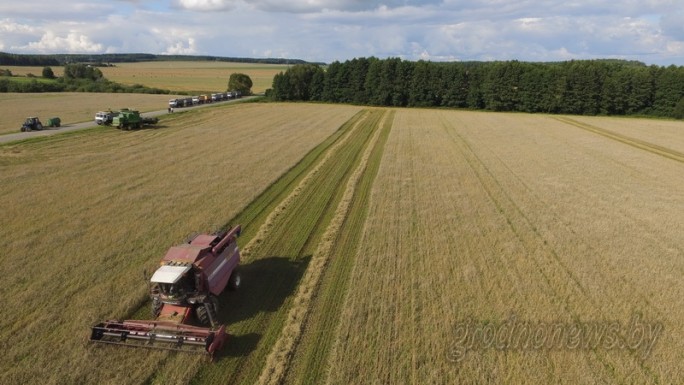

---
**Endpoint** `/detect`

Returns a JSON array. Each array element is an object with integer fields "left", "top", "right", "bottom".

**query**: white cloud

[
  {"left": 176, "top": 0, "right": 439, "bottom": 13},
  {"left": 175, "top": 0, "right": 236, "bottom": 11},
  {"left": 21, "top": 31, "right": 104, "bottom": 53},
  {"left": 164, "top": 38, "right": 198, "bottom": 55},
  {"left": 1, "top": 0, "right": 684, "bottom": 65},
  {"left": 0, "top": 19, "right": 38, "bottom": 34},
  {"left": 666, "top": 41, "right": 684, "bottom": 57}
]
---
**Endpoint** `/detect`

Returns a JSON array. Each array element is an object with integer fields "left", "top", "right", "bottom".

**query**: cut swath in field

[
  {"left": 240, "top": 109, "right": 376, "bottom": 260},
  {"left": 280, "top": 110, "right": 394, "bottom": 385},
  {"left": 257, "top": 109, "right": 393, "bottom": 385}
]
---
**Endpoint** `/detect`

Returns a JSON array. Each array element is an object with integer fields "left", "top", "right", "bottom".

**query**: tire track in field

[
  {"left": 445, "top": 114, "right": 667, "bottom": 382},
  {"left": 451, "top": 117, "right": 663, "bottom": 382},
  {"left": 436, "top": 114, "right": 563, "bottom": 309},
  {"left": 479, "top": 119, "right": 675, "bottom": 324},
  {"left": 257, "top": 109, "right": 388, "bottom": 385},
  {"left": 440, "top": 116, "right": 598, "bottom": 318},
  {"left": 440, "top": 120, "right": 628, "bottom": 382},
  {"left": 436, "top": 117, "right": 527, "bottom": 300},
  {"left": 554, "top": 116, "right": 684, "bottom": 163}
]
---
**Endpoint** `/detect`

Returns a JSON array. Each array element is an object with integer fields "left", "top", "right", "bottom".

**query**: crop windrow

[
  {"left": 226, "top": 109, "right": 369, "bottom": 242},
  {"left": 240, "top": 109, "right": 372, "bottom": 260},
  {"left": 280, "top": 110, "right": 394, "bottom": 385},
  {"left": 256, "top": 109, "right": 391, "bottom": 385}
]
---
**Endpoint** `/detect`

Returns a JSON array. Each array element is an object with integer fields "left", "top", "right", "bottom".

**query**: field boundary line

[
  {"left": 240, "top": 111, "right": 371, "bottom": 260},
  {"left": 256, "top": 110, "right": 389, "bottom": 385},
  {"left": 554, "top": 116, "right": 684, "bottom": 163}
]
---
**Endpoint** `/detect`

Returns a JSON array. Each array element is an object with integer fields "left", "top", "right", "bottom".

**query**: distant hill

[{"left": 0, "top": 52, "right": 323, "bottom": 66}]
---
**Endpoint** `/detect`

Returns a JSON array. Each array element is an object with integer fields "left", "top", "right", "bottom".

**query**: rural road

[{"left": 0, "top": 95, "right": 258, "bottom": 145}]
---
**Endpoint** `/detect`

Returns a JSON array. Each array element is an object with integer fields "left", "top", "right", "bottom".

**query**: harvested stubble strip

[
  {"left": 240, "top": 110, "right": 371, "bottom": 261},
  {"left": 256, "top": 110, "right": 388, "bottom": 385}
]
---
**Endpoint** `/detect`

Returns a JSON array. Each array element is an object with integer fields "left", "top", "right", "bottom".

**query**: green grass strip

[
  {"left": 282, "top": 109, "right": 394, "bottom": 385},
  {"left": 257, "top": 109, "right": 391, "bottom": 385}
]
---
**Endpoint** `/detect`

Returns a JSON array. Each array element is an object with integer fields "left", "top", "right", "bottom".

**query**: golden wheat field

[
  {"left": 99, "top": 61, "right": 285, "bottom": 94},
  {"left": 0, "top": 102, "right": 361, "bottom": 384},
  {"left": 0, "top": 92, "right": 179, "bottom": 135},
  {"left": 2, "top": 61, "right": 286, "bottom": 94},
  {"left": 323, "top": 110, "right": 684, "bottom": 384},
  {"left": 1, "top": 102, "right": 683, "bottom": 384}
]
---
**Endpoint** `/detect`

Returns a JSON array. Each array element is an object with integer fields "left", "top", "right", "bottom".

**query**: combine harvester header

[{"left": 89, "top": 225, "right": 242, "bottom": 357}]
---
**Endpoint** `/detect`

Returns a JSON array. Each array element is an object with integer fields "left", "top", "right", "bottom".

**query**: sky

[{"left": 1, "top": 0, "right": 684, "bottom": 65}]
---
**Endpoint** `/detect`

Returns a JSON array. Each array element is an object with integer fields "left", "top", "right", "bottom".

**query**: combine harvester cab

[{"left": 90, "top": 225, "right": 242, "bottom": 357}]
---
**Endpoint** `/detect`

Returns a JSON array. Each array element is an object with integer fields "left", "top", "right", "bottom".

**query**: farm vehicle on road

[
  {"left": 95, "top": 109, "right": 157, "bottom": 129},
  {"left": 20, "top": 116, "right": 60, "bottom": 132},
  {"left": 111, "top": 109, "right": 158, "bottom": 130},
  {"left": 95, "top": 111, "right": 115, "bottom": 125}
]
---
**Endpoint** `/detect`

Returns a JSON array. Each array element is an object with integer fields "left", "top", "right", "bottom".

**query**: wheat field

[
  {"left": 2, "top": 61, "right": 286, "bottom": 94},
  {"left": 0, "top": 102, "right": 361, "bottom": 384},
  {"left": 322, "top": 110, "right": 684, "bottom": 384},
  {"left": 2, "top": 102, "right": 683, "bottom": 384},
  {"left": 100, "top": 61, "right": 285, "bottom": 94}
]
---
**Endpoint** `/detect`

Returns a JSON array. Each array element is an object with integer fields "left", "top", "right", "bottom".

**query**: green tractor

[{"left": 111, "top": 109, "right": 158, "bottom": 130}]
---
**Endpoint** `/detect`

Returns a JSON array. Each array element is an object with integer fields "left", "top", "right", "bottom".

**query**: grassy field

[
  {"left": 2, "top": 101, "right": 683, "bottom": 384},
  {"left": 3, "top": 61, "right": 286, "bottom": 94},
  {"left": 0, "top": 92, "right": 180, "bottom": 135}
]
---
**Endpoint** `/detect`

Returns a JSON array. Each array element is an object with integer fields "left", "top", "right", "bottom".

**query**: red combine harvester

[{"left": 89, "top": 225, "right": 242, "bottom": 357}]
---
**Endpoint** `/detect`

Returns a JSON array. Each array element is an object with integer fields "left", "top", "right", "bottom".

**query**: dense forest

[{"left": 270, "top": 58, "right": 684, "bottom": 118}]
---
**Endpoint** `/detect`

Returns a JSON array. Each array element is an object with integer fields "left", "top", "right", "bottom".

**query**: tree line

[
  {"left": 0, "top": 52, "right": 60, "bottom": 66},
  {"left": 0, "top": 63, "right": 171, "bottom": 94},
  {"left": 0, "top": 52, "right": 320, "bottom": 66},
  {"left": 269, "top": 58, "right": 684, "bottom": 118}
]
